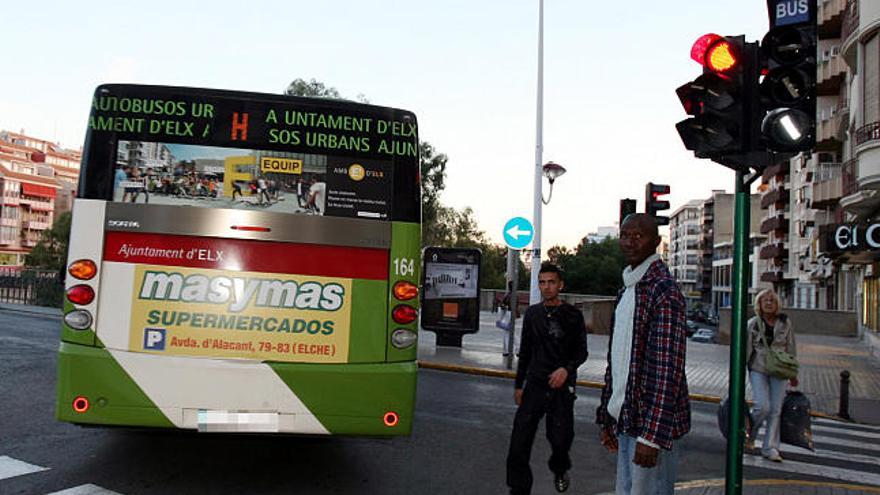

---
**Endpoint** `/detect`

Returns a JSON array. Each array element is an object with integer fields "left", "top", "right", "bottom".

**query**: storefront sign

[{"left": 820, "top": 223, "right": 880, "bottom": 253}]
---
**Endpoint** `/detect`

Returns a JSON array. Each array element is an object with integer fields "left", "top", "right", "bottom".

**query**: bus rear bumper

[{"left": 56, "top": 342, "right": 417, "bottom": 436}]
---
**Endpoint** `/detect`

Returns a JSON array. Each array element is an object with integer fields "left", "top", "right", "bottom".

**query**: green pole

[{"left": 725, "top": 170, "right": 751, "bottom": 494}]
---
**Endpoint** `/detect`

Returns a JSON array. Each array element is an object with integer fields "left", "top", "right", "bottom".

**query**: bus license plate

[{"left": 197, "top": 410, "right": 280, "bottom": 433}]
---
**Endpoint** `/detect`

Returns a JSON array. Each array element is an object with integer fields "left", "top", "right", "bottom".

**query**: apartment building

[
  {"left": 831, "top": 0, "right": 880, "bottom": 341},
  {"left": 0, "top": 131, "right": 80, "bottom": 265},
  {"left": 669, "top": 200, "right": 703, "bottom": 307}
]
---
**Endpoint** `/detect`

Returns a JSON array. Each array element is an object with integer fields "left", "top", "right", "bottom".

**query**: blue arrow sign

[{"left": 503, "top": 217, "right": 534, "bottom": 250}]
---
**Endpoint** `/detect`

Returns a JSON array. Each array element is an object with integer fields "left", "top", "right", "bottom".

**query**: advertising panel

[{"left": 129, "top": 264, "right": 352, "bottom": 363}]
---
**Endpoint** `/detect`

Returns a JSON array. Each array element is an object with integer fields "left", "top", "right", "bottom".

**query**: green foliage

[
  {"left": 550, "top": 236, "right": 626, "bottom": 296},
  {"left": 24, "top": 212, "right": 72, "bottom": 272}
]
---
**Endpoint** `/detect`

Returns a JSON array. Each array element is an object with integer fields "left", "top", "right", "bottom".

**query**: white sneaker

[{"left": 763, "top": 450, "right": 783, "bottom": 462}]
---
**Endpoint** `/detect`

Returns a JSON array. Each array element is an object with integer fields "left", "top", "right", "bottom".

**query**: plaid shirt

[{"left": 595, "top": 259, "right": 691, "bottom": 450}]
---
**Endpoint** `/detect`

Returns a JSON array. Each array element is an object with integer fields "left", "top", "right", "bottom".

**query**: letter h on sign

[{"left": 231, "top": 112, "right": 249, "bottom": 141}]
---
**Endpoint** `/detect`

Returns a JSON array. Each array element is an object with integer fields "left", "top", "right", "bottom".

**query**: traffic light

[
  {"left": 645, "top": 183, "right": 670, "bottom": 226},
  {"left": 676, "top": 34, "right": 759, "bottom": 159},
  {"left": 758, "top": 6, "right": 817, "bottom": 152},
  {"left": 619, "top": 198, "right": 637, "bottom": 226}
]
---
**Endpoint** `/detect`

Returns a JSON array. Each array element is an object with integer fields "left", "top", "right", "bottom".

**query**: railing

[
  {"left": 842, "top": 0, "right": 859, "bottom": 43},
  {"left": 842, "top": 159, "right": 858, "bottom": 195},
  {"left": 815, "top": 162, "right": 842, "bottom": 182},
  {"left": 0, "top": 268, "right": 63, "bottom": 307},
  {"left": 855, "top": 121, "right": 880, "bottom": 146}
]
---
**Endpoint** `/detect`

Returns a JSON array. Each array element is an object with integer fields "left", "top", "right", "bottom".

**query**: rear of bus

[{"left": 56, "top": 84, "right": 421, "bottom": 436}]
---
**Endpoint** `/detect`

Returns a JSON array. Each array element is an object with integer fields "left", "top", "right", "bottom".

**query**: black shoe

[{"left": 554, "top": 472, "right": 570, "bottom": 493}]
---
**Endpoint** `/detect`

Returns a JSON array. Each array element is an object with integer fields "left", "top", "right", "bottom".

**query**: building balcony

[
  {"left": 817, "top": 55, "right": 845, "bottom": 95},
  {"left": 0, "top": 218, "right": 18, "bottom": 228},
  {"left": 812, "top": 176, "right": 844, "bottom": 209},
  {"left": 817, "top": 112, "right": 844, "bottom": 151},
  {"left": 760, "top": 214, "right": 789, "bottom": 234},
  {"left": 759, "top": 243, "right": 788, "bottom": 261},
  {"left": 762, "top": 162, "right": 789, "bottom": 182},
  {"left": 761, "top": 186, "right": 789, "bottom": 208},
  {"left": 22, "top": 220, "right": 49, "bottom": 230},
  {"left": 841, "top": 0, "right": 859, "bottom": 63},
  {"left": 761, "top": 270, "right": 785, "bottom": 283},
  {"left": 855, "top": 121, "right": 880, "bottom": 148},
  {"left": 819, "top": 0, "right": 846, "bottom": 36},
  {"left": 21, "top": 239, "right": 38, "bottom": 247}
]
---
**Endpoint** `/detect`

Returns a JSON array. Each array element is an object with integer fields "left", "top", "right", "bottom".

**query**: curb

[
  {"left": 0, "top": 304, "right": 62, "bottom": 319},
  {"left": 417, "top": 360, "right": 852, "bottom": 422}
]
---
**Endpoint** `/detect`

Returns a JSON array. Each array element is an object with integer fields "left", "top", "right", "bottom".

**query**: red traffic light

[{"left": 690, "top": 34, "right": 738, "bottom": 73}]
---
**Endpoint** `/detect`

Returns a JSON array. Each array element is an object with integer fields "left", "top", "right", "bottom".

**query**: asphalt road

[{"left": 1, "top": 310, "right": 875, "bottom": 494}]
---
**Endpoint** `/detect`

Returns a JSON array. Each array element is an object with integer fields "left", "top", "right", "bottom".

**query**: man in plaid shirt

[{"left": 596, "top": 214, "right": 690, "bottom": 495}]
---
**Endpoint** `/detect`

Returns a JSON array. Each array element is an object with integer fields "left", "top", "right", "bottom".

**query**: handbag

[{"left": 757, "top": 319, "right": 799, "bottom": 380}]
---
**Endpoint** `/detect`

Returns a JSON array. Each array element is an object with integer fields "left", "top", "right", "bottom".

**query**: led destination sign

[{"left": 88, "top": 85, "right": 418, "bottom": 160}]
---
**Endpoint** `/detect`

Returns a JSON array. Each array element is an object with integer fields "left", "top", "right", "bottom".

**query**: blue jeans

[
  {"left": 749, "top": 370, "right": 786, "bottom": 455},
  {"left": 615, "top": 434, "right": 677, "bottom": 495}
]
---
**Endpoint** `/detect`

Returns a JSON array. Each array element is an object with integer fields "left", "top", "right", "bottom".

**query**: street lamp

[{"left": 541, "top": 161, "right": 566, "bottom": 204}]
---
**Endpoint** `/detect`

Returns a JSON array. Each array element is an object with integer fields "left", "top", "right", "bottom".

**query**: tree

[
  {"left": 285, "top": 78, "right": 342, "bottom": 99},
  {"left": 551, "top": 236, "right": 625, "bottom": 296},
  {"left": 419, "top": 142, "right": 448, "bottom": 246},
  {"left": 24, "top": 212, "right": 72, "bottom": 272}
]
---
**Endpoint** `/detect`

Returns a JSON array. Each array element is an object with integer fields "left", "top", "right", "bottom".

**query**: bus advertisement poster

[
  {"left": 114, "top": 141, "right": 392, "bottom": 220},
  {"left": 127, "top": 264, "right": 352, "bottom": 363}
]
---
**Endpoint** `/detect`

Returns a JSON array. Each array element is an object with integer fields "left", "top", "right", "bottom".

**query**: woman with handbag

[{"left": 745, "top": 288, "right": 799, "bottom": 462}]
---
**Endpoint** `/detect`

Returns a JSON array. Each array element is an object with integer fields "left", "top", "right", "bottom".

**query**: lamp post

[{"left": 530, "top": 0, "right": 545, "bottom": 305}]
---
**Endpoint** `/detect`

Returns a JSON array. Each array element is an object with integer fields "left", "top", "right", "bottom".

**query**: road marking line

[
  {"left": 776, "top": 443, "right": 880, "bottom": 468},
  {"left": 0, "top": 455, "right": 49, "bottom": 481},
  {"left": 46, "top": 484, "right": 123, "bottom": 495},
  {"left": 813, "top": 423, "right": 880, "bottom": 440},
  {"left": 756, "top": 427, "right": 880, "bottom": 452},
  {"left": 813, "top": 416, "right": 880, "bottom": 432},
  {"left": 743, "top": 454, "right": 880, "bottom": 486}
]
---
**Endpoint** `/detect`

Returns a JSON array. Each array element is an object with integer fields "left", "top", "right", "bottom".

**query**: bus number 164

[{"left": 392, "top": 258, "right": 415, "bottom": 277}]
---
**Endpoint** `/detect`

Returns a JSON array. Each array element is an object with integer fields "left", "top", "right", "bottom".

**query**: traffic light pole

[{"left": 725, "top": 169, "right": 760, "bottom": 495}]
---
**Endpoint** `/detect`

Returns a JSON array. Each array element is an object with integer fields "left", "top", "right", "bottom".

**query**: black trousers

[{"left": 506, "top": 383, "right": 575, "bottom": 495}]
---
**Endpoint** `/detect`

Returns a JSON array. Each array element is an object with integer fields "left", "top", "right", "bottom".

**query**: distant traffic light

[
  {"left": 645, "top": 183, "right": 671, "bottom": 226},
  {"left": 619, "top": 198, "right": 637, "bottom": 226},
  {"left": 758, "top": 6, "right": 817, "bottom": 152},
  {"left": 676, "top": 34, "right": 758, "bottom": 158}
]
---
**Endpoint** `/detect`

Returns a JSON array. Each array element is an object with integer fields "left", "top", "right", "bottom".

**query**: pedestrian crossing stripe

[
  {"left": 777, "top": 442, "right": 880, "bottom": 468},
  {"left": 813, "top": 423, "right": 880, "bottom": 441},
  {"left": 813, "top": 417, "right": 880, "bottom": 433},
  {"left": 46, "top": 484, "right": 122, "bottom": 495},
  {"left": 0, "top": 455, "right": 48, "bottom": 481},
  {"left": 743, "top": 454, "right": 880, "bottom": 487}
]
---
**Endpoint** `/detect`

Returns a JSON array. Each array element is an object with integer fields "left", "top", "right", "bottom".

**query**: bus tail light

[
  {"left": 73, "top": 396, "right": 90, "bottom": 413},
  {"left": 392, "top": 305, "right": 417, "bottom": 325},
  {"left": 383, "top": 411, "right": 399, "bottom": 427},
  {"left": 64, "top": 310, "right": 93, "bottom": 330},
  {"left": 68, "top": 259, "right": 97, "bottom": 280},
  {"left": 391, "top": 329, "right": 417, "bottom": 349},
  {"left": 393, "top": 281, "right": 419, "bottom": 301},
  {"left": 66, "top": 285, "right": 95, "bottom": 306}
]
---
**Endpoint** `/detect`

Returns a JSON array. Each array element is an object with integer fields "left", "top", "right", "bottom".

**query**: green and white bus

[{"left": 56, "top": 84, "right": 421, "bottom": 436}]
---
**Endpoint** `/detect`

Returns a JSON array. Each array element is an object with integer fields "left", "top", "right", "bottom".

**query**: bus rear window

[{"left": 113, "top": 140, "right": 392, "bottom": 220}]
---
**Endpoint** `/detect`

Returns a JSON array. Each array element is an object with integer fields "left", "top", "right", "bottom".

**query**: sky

[{"left": 0, "top": 0, "right": 772, "bottom": 249}]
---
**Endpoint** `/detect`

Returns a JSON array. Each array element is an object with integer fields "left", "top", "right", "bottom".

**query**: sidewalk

[{"left": 417, "top": 311, "right": 880, "bottom": 425}]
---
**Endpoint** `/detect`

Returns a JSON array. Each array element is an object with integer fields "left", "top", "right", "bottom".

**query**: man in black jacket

[{"left": 506, "top": 262, "right": 588, "bottom": 495}]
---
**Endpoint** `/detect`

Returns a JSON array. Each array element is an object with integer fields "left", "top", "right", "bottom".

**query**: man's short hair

[{"left": 539, "top": 262, "right": 563, "bottom": 280}]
